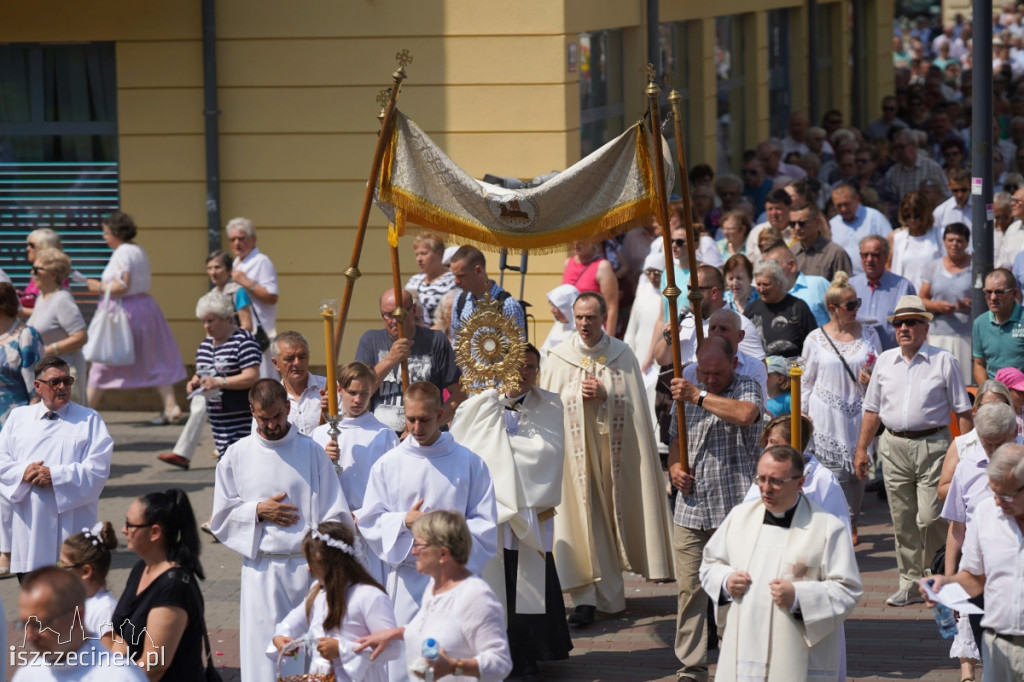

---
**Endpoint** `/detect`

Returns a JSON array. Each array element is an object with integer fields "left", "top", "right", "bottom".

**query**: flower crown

[
  {"left": 81, "top": 522, "right": 104, "bottom": 547},
  {"left": 311, "top": 528, "right": 355, "bottom": 556}
]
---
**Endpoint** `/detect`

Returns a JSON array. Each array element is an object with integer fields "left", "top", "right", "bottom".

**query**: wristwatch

[
  {"left": 453, "top": 659, "right": 464, "bottom": 676},
  {"left": 697, "top": 390, "right": 708, "bottom": 407}
]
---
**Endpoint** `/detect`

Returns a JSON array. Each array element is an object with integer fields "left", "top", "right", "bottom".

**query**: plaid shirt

[
  {"left": 884, "top": 155, "right": 949, "bottom": 201},
  {"left": 670, "top": 374, "right": 764, "bottom": 531}
]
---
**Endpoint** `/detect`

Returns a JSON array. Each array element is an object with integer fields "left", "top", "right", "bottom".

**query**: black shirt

[
  {"left": 111, "top": 560, "right": 206, "bottom": 679},
  {"left": 744, "top": 294, "right": 818, "bottom": 357}
]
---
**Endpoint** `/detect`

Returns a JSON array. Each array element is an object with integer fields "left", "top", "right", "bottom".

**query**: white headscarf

[{"left": 546, "top": 284, "right": 580, "bottom": 330}]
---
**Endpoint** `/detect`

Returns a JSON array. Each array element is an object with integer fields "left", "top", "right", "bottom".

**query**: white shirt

[
  {"left": 84, "top": 589, "right": 118, "bottom": 639},
  {"left": 828, "top": 205, "right": 893, "bottom": 275},
  {"left": 997, "top": 219, "right": 1024, "bottom": 268},
  {"left": 932, "top": 195, "right": 972, "bottom": 231},
  {"left": 252, "top": 373, "right": 328, "bottom": 437},
  {"left": 233, "top": 247, "right": 279, "bottom": 332},
  {"left": 941, "top": 430, "right": 993, "bottom": 526},
  {"left": 675, "top": 313, "right": 765, "bottom": 363},
  {"left": 0, "top": 402, "right": 113, "bottom": 573},
  {"left": 862, "top": 343, "right": 972, "bottom": 431},
  {"left": 960, "top": 496, "right": 1024, "bottom": 635},
  {"left": 101, "top": 244, "right": 151, "bottom": 295}
]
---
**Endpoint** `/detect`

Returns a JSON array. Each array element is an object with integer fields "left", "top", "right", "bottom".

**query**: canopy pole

[
  {"left": 646, "top": 64, "right": 689, "bottom": 475},
  {"left": 389, "top": 237, "right": 410, "bottom": 391},
  {"left": 667, "top": 85, "right": 704, "bottom": 344},
  {"left": 333, "top": 50, "right": 412, "bottom": 362}
]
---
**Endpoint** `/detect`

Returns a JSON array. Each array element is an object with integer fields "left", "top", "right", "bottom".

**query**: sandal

[{"left": 150, "top": 406, "right": 184, "bottom": 426}]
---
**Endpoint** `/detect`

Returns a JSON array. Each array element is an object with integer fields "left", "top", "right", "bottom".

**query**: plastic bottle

[
  {"left": 422, "top": 638, "right": 439, "bottom": 682},
  {"left": 933, "top": 603, "right": 958, "bottom": 639}
]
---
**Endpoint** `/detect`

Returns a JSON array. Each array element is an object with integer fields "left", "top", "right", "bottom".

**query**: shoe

[
  {"left": 886, "top": 589, "right": 924, "bottom": 607},
  {"left": 158, "top": 453, "right": 190, "bottom": 470},
  {"left": 851, "top": 525, "right": 859, "bottom": 546},
  {"left": 521, "top": 662, "right": 544, "bottom": 682},
  {"left": 567, "top": 604, "right": 595, "bottom": 627},
  {"left": 200, "top": 521, "right": 219, "bottom": 544},
  {"left": 865, "top": 479, "right": 884, "bottom": 493},
  {"left": 150, "top": 406, "right": 184, "bottom": 425},
  {"left": 0, "top": 553, "right": 10, "bottom": 578}
]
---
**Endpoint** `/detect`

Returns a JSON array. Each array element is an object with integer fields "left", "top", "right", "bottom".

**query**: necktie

[{"left": 43, "top": 410, "right": 58, "bottom": 420}]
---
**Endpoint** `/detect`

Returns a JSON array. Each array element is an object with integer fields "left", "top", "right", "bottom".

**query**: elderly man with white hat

[{"left": 853, "top": 295, "right": 974, "bottom": 607}]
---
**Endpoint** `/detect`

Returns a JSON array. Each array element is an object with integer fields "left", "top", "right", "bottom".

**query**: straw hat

[{"left": 886, "top": 295, "right": 933, "bottom": 323}]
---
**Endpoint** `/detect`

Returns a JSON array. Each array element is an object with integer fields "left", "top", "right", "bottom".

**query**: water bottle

[
  {"left": 422, "top": 638, "right": 439, "bottom": 682},
  {"left": 933, "top": 604, "right": 958, "bottom": 639}
]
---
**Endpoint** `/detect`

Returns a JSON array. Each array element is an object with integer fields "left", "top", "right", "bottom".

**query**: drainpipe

[{"left": 202, "top": 0, "right": 222, "bottom": 255}]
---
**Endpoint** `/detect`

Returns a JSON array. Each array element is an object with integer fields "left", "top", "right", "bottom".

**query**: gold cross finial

[
  {"left": 646, "top": 62, "right": 657, "bottom": 83},
  {"left": 396, "top": 49, "right": 413, "bottom": 68},
  {"left": 377, "top": 88, "right": 392, "bottom": 107}
]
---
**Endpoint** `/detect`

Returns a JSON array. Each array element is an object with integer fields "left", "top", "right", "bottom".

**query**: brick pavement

[{"left": 1, "top": 412, "right": 965, "bottom": 681}]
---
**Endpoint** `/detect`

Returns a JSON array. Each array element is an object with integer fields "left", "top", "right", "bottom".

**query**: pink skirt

[{"left": 89, "top": 293, "right": 187, "bottom": 389}]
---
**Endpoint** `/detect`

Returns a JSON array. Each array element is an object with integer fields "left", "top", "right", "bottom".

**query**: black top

[
  {"left": 744, "top": 294, "right": 818, "bottom": 357},
  {"left": 111, "top": 560, "right": 206, "bottom": 679}
]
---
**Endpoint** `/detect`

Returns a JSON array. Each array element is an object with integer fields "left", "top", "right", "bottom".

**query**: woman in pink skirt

[{"left": 86, "top": 211, "right": 186, "bottom": 424}]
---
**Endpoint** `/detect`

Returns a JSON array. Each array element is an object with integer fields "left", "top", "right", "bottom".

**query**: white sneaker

[{"left": 886, "top": 589, "right": 923, "bottom": 607}]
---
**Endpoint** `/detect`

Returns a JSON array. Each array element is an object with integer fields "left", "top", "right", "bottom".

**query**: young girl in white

[
  {"left": 313, "top": 362, "right": 398, "bottom": 583},
  {"left": 59, "top": 521, "right": 120, "bottom": 648},
  {"left": 270, "top": 521, "right": 399, "bottom": 682}
]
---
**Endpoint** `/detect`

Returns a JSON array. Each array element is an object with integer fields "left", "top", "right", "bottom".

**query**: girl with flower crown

[
  {"left": 60, "top": 520, "right": 119, "bottom": 647},
  {"left": 270, "top": 521, "right": 399, "bottom": 681}
]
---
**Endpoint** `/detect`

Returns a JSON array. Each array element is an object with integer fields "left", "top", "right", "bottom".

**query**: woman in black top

[{"left": 111, "top": 488, "right": 207, "bottom": 679}]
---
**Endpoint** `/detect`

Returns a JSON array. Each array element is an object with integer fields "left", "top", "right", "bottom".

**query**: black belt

[
  {"left": 886, "top": 426, "right": 945, "bottom": 439},
  {"left": 986, "top": 629, "right": 1024, "bottom": 646}
]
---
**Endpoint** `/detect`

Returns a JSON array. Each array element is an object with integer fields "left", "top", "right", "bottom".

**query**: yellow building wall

[{"left": 2, "top": 0, "right": 894, "bottom": 375}]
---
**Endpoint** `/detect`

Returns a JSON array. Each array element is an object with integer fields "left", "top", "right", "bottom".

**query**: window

[
  {"left": 579, "top": 30, "right": 624, "bottom": 158},
  {"left": 0, "top": 43, "right": 118, "bottom": 314},
  {"left": 715, "top": 16, "right": 746, "bottom": 173}
]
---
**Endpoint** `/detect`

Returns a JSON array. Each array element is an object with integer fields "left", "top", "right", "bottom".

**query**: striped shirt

[
  {"left": 196, "top": 328, "right": 262, "bottom": 455},
  {"left": 670, "top": 374, "right": 764, "bottom": 531}
]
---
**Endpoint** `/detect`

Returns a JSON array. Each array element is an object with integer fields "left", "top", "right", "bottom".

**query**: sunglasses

[
  {"left": 893, "top": 319, "right": 923, "bottom": 328},
  {"left": 672, "top": 239, "right": 686, "bottom": 247},
  {"left": 836, "top": 299, "right": 862, "bottom": 311},
  {"left": 984, "top": 288, "right": 1013, "bottom": 297},
  {"left": 38, "top": 376, "right": 75, "bottom": 388},
  {"left": 31, "top": 266, "right": 47, "bottom": 275},
  {"left": 789, "top": 220, "right": 811, "bottom": 228}
]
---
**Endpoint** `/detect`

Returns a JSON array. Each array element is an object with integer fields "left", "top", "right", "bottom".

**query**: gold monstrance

[{"left": 454, "top": 292, "right": 527, "bottom": 395}]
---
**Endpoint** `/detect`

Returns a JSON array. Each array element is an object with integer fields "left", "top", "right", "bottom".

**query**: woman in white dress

[
  {"left": 59, "top": 521, "right": 120, "bottom": 647},
  {"left": 356, "top": 510, "right": 513, "bottom": 682},
  {"left": 801, "top": 271, "right": 881, "bottom": 544},
  {"left": 271, "top": 522, "right": 399, "bottom": 682},
  {"left": 889, "top": 191, "right": 943, "bottom": 291}
]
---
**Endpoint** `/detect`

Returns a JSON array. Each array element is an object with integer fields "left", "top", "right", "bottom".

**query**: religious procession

[{"left": 2, "top": 1, "right": 1024, "bottom": 681}]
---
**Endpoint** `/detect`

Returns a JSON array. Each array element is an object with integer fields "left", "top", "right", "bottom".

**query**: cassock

[
  {"left": 0, "top": 402, "right": 112, "bottom": 573},
  {"left": 210, "top": 426, "right": 351, "bottom": 682},
  {"left": 539, "top": 333, "right": 674, "bottom": 612},
  {"left": 355, "top": 432, "right": 497, "bottom": 681},
  {"left": 311, "top": 412, "right": 398, "bottom": 583},
  {"left": 700, "top": 495, "right": 862, "bottom": 682}
]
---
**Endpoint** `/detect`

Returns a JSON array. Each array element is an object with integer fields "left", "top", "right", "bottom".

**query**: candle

[
  {"left": 320, "top": 300, "right": 339, "bottom": 416},
  {"left": 787, "top": 357, "right": 804, "bottom": 451}
]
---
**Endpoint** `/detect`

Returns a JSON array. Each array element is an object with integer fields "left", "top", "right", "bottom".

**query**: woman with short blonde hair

[{"left": 406, "top": 231, "right": 457, "bottom": 324}]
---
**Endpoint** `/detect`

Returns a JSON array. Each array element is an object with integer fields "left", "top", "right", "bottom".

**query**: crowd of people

[{"left": 3, "top": 11, "right": 1024, "bottom": 682}]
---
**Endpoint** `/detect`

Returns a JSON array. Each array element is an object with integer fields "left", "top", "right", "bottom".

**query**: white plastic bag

[{"left": 83, "top": 287, "right": 135, "bottom": 366}]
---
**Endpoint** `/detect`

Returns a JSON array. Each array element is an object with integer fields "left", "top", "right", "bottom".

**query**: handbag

[
  {"left": 203, "top": 627, "right": 224, "bottom": 682},
  {"left": 250, "top": 306, "right": 272, "bottom": 353},
  {"left": 82, "top": 287, "right": 136, "bottom": 365},
  {"left": 820, "top": 328, "right": 884, "bottom": 437}
]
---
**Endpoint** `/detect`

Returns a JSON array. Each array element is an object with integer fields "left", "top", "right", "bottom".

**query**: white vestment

[
  {"left": 312, "top": 412, "right": 398, "bottom": 584},
  {"left": 266, "top": 583, "right": 400, "bottom": 682},
  {"left": 211, "top": 426, "right": 351, "bottom": 682},
  {"left": 0, "top": 402, "right": 113, "bottom": 573},
  {"left": 700, "top": 495, "right": 862, "bottom": 682},
  {"left": 450, "top": 387, "right": 564, "bottom": 615},
  {"left": 356, "top": 432, "right": 497, "bottom": 682}
]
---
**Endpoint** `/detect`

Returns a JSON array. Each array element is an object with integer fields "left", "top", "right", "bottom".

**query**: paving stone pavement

[{"left": 1, "top": 412, "right": 966, "bottom": 681}]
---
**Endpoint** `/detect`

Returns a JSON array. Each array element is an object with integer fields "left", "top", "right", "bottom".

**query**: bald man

[{"left": 354, "top": 288, "right": 466, "bottom": 430}]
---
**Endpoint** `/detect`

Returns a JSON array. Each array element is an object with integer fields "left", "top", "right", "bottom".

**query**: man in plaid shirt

[{"left": 666, "top": 336, "right": 765, "bottom": 682}]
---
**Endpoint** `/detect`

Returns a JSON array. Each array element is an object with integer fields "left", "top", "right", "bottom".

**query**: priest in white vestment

[
  {"left": 450, "top": 345, "right": 573, "bottom": 675},
  {"left": 701, "top": 446, "right": 862, "bottom": 682},
  {"left": 356, "top": 382, "right": 497, "bottom": 682},
  {"left": 539, "top": 292, "right": 674, "bottom": 626},
  {"left": 0, "top": 357, "right": 112, "bottom": 575},
  {"left": 312, "top": 361, "right": 398, "bottom": 584},
  {"left": 211, "top": 380, "right": 351, "bottom": 682}
]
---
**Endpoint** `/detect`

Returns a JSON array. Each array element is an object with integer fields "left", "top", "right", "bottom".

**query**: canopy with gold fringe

[{"left": 375, "top": 110, "right": 673, "bottom": 253}]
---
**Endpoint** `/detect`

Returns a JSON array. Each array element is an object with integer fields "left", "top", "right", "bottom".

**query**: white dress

[
  {"left": 267, "top": 583, "right": 399, "bottom": 682},
  {"left": 85, "top": 588, "right": 118, "bottom": 638},
  {"left": 890, "top": 227, "right": 943, "bottom": 291},
  {"left": 403, "top": 576, "right": 513, "bottom": 682},
  {"left": 801, "top": 327, "right": 881, "bottom": 475}
]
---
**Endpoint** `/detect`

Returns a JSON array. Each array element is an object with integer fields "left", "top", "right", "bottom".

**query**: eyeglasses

[
  {"left": 124, "top": 519, "right": 154, "bottom": 531},
  {"left": 25, "top": 243, "right": 37, "bottom": 249},
  {"left": 754, "top": 474, "right": 801, "bottom": 489},
  {"left": 37, "top": 376, "right": 74, "bottom": 388},
  {"left": 31, "top": 266, "right": 47, "bottom": 275},
  {"left": 644, "top": 269, "right": 663, "bottom": 277},
  {"left": 994, "top": 482, "right": 1024, "bottom": 503},
  {"left": 860, "top": 252, "right": 884, "bottom": 259},
  {"left": 837, "top": 299, "right": 862, "bottom": 311},
  {"left": 984, "top": 288, "right": 1013, "bottom": 297},
  {"left": 893, "top": 319, "right": 923, "bottom": 328},
  {"left": 672, "top": 239, "right": 686, "bottom": 247},
  {"left": 789, "top": 220, "right": 811, "bottom": 228},
  {"left": 58, "top": 560, "right": 84, "bottom": 570},
  {"left": 412, "top": 540, "right": 434, "bottom": 551}
]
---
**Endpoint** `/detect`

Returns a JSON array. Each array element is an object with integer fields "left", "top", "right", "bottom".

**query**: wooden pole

[
  {"left": 333, "top": 51, "right": 412, "bottom": 362},
  {"left": 390, "top": 240, "right": 410, "bottom": 391},
  {"left": 667, "top": 86, "right": 704, "bottom": 345},
  {"left": 646, "top": 65, "right": 689, "bottom": 475}
]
